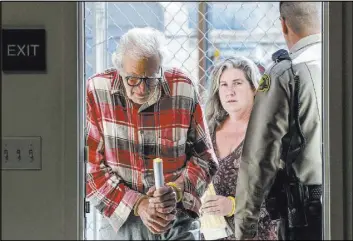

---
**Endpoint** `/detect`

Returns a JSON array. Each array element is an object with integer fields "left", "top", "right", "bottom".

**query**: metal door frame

[
  {"left": 77, "top": 2, "right": 86, "bottom": 240},
  {"left": 77, "top": 2, "right": 352, "bottom": 240}
]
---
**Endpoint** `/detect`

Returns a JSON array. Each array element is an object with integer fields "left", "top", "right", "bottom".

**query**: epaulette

[{"left": 272, "top": 49, "right": 291, "bottom": 63}]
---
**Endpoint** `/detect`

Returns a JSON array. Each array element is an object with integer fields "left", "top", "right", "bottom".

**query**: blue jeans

[{"left": 99, "top": 209, "right": 201, "bottom": 240}]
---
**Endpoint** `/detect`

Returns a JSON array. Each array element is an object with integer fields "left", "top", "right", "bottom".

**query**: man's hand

[
  {"left": 137, "top": 196, "right": 176, "bottom": 234},
  {"left": 200, "top": 195, "right": 233, "bottom": 216},
  {"left": 147, "top": 185, "right": 178, "bottom": 215}
]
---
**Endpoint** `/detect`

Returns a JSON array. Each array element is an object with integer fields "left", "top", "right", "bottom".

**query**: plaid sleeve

[
  {"left": 180, "top": 97, "right": 219, "bottom": 215},
  {"left": 85, "top": 81, "right": 143, "bottom": 232}
]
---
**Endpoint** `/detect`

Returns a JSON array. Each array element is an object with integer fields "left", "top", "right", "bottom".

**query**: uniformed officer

[{"left": 234, "top": 2, "right": 322, "bottom": 240}]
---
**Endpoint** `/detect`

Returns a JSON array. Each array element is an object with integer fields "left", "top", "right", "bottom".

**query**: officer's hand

[
  {"left": 147, "top": 185, "right": 177, "bottom": 215},
  {"left": 137, "top": 196, "right": 176, "bottom": 234},
  {"left": 200, "top": 195, "right": 233, "bottom": 217}
]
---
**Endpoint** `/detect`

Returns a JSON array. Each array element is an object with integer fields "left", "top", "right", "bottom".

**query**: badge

[{"left": 257, "top": 74, "right": 271, "bottom": 92}]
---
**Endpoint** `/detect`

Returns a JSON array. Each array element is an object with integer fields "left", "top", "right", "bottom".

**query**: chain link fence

[{"left": 84, "top": 2, "right": 286, "bottom": 240}]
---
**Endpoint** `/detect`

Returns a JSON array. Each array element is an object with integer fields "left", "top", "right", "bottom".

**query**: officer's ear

[{"left": 280, "top": 16, "right": 289, "bottom": 36}]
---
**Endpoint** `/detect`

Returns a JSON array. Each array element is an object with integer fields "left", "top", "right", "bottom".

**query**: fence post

[
  {"left": 198, "top": 2, "right": 207, "bottom": 95},
  {"left": 92, "top": 2, "right": 108, "bottom": 240},
  {"left": 94, "top": 2, "right": 107, "bottom": 72}
]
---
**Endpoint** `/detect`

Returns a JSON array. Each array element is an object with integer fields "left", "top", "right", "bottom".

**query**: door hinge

[{"left": 85, "top": 201, "right": 90, "bottom": 213}]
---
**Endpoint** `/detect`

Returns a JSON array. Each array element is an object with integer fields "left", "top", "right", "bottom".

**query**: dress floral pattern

[{"left": 211, "top": 134, "right": 278, "bottom": 240}]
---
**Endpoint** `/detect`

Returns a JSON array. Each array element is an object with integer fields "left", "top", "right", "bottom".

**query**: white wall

[{"left": 1, "top": 2, "right": 80, "bottom": 240}]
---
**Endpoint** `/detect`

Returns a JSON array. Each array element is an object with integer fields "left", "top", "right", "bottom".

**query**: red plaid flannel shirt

[{"left": 86, "top": 67, "right": 218, "bottom": 232}]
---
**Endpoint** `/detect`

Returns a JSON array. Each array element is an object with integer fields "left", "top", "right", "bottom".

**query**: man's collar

[
  {"left": 289, "top": 33, "right": 322, "bottom": 55},
  {"left": 159, "top": 67, "right": 171, "bottom": 97},
  {"left": 110, "top": 70, "right": 123, "bottom": 95}
]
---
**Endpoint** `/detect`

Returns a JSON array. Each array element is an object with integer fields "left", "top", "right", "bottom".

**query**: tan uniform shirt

[{"left": 234, "top": 34, "right": 322, "bottom": 239}]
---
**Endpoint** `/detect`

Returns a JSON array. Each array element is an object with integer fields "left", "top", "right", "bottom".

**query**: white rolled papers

[{"left": 153, "top": 158, "right": 164, "bottom": 189}]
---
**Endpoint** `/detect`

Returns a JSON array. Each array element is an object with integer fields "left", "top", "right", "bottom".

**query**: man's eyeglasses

[{"left": 124, "top": 68, "right": 162, "bottom": 87}]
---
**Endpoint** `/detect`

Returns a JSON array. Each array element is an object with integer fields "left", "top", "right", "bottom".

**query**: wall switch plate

[{"left": 2, "top": 136, "right": 42, "bottom": 170}]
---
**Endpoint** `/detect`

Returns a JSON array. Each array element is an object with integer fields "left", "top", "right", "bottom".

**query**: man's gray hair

[
  {"left": 205, "top": 56, "right": 260, "bottom": 136},
  {"left": 280, "top": 2, "right": 321, "bottom": 35},
  {"left": 112, "top": 27, "right": 169, "bottom": 70}
]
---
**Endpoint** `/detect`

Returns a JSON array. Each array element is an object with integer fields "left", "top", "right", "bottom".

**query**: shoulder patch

[{"left": 257, "top": 74, "right": 271, "bottom": 92}]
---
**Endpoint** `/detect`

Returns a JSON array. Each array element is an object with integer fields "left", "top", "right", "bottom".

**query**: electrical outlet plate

[{"left": 2, "top": 136, "right": 42, "bottom": 170}]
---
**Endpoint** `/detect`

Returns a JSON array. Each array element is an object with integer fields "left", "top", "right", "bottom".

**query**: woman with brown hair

[{"left": 201, "top": 56, "right": 278, "bottom": 240}]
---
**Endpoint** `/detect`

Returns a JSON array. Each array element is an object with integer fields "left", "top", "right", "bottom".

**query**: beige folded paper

[{"left": 200, "top": 183, "right": 233, "bottom": 240}]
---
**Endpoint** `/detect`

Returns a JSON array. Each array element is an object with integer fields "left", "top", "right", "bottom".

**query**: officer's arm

[{"left": 234, "top": 70, "right": 290, "bottom": 239}]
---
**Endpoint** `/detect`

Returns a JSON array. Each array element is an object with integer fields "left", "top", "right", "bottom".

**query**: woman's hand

[{"left": 200, "top": 195, "right": 234, "bottom": 217}]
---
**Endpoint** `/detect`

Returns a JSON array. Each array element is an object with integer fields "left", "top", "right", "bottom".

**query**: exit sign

[{"left": 1, "top": 29, "right": 46, "bottom": 73}]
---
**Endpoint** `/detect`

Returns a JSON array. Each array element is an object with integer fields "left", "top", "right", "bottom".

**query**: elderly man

[
  {"left": 85, "top": 27, "right": 218, "bottom": 240},
  {"left": 234, "top": 2, "right": 322, "bottom": 240}
]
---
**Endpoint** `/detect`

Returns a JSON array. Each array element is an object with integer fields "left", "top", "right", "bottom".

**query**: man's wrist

[
  {"left": 174, "top": 176, "right": 184, "bottom": 189},
  {"left": 166, "top": 182, "right": 183, "bottom": 202},
  {"left": 133, "top": 195, "right": 148, "bottom": 216}
]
